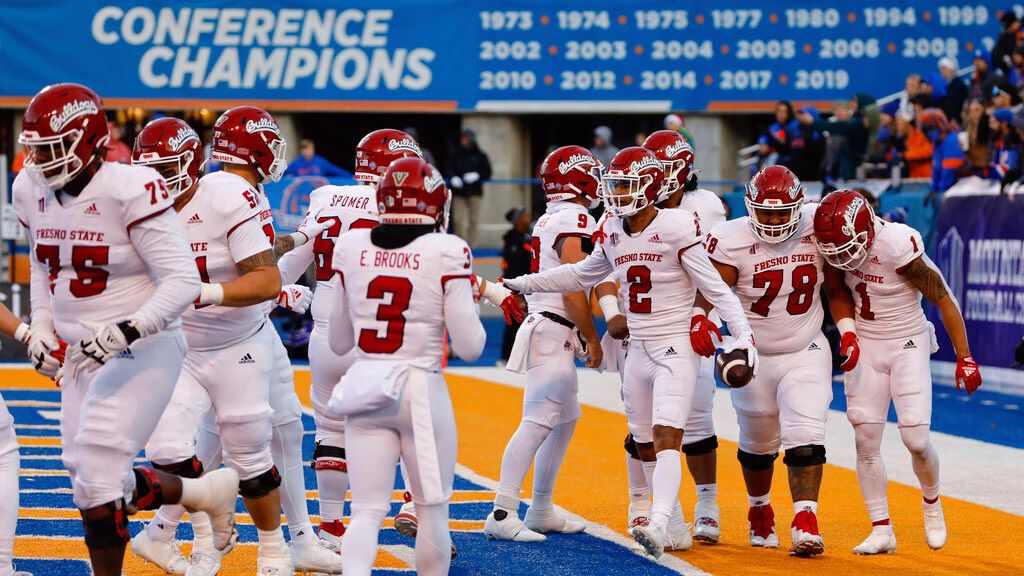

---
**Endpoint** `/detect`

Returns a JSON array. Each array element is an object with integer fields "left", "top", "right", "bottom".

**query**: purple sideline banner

[{"left": 928, "top": 195, "right": 1024, "bottom": 368}]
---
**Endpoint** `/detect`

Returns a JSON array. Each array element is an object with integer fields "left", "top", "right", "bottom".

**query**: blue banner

[
  {"left": 928, "top": 195, "right": 1024, "bottom": 368},
  {"left": 0, "top": 1, "right": 1012, "bottom": 112}
]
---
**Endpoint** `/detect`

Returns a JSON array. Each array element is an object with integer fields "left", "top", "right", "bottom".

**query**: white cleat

[
  {"left": 627, "top": 500, "right": 652, "bottom": 533},
  {"left": 666, "top": 524, "right": 693, "bottom": 552},
  {"left": 524, "top": 506, "right": 586, "bottom": 534},
  {"left": 318, "top": 528, "right": 343, "bottom": 554},
  {"left": 692, "top": 501, "right": 721, "bottom": 544},
  {"left": 290, "top": 540, "right": 343, "bottom": 574},
  {"left": 853, "top": 525, "right": 897, "bottom": 555},
  {"left": 924, "top": 500, "right": 947, "bottom": 550},
  {"left": 185, "top": 550, "right": 222, "bottom": 576},
  {"left": 257, "top": 552, "right": 294, "bottom": 576},
  {"left": 748, "top": 504, "right": 780, "bottom": 548},
  {"left": 190, "top": 468, "right": 240, "bottom": 552},
  {"left": 789, "top": 510, "right": 825, "bottom": 557},
  {"left": 131, "top": 528, "right": 188, "bottom": 573},
  {"left": 394, "top": 491, "right": 418, "bottom": 538},
  {"left": 484, "top": 509, "right": 547, "bottom": 542},
  {"left": 630, "top": 521, "right": 668, "bottom": 559}
]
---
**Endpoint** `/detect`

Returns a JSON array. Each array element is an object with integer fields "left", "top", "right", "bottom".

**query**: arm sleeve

[
  {"left": 514, "top": 245, "right": 613, "bottom": 294},
  {"left": 680, "top": 244, "right": 752, "bottom": 338},
  {"left": 128, "top": 208, "right": 202, "bottom": 337},
  {"left": 227, "top": 215, "right": 274, "bottom": 264},
  {"left": 327, "top": 275, "right": 355, "bottom": 355},
  {"left": 277, "top": 239, "right": 314, "bottom": 284},
  {"left": 443, "top": 278, "right": 486, "bottom": 362},
  {"left": 11, "top": 176, "right": 52, "bottom": 323}
]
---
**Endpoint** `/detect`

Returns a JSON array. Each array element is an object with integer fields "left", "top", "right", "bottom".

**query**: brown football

[{"left": 716, "top": 348, "right": 753, "bottom": 388}]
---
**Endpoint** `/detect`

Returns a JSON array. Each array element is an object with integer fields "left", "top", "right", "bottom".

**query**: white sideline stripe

[
  {"left": 453, "top": 463, "right": 710, "bottom": 576},
  {"left": 447, "top": 367, "right": 1024, "bottom": 517}
]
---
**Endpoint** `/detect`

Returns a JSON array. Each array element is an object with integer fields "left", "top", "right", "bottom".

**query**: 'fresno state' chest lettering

[
  {"left": 36, "top": 228, "right": 105, "bottom": 242},
  {"left": 753, "top": 252, "right": 816, "bottom": 273},
  {"left": 613, "top": 252, "right": 663, "bottom": 266},
  {"left": 849, "top": 267, "right": 884, "bottom": 284}
]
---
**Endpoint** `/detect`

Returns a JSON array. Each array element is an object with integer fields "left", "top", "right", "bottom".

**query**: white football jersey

[
  {"left": 332, "top": 229, "right": 473, "bottom": 371},
  {"left": 526, "top": 202, "right": 595, "bottom": 319},
  {"left": 178, "top": 171, "right": 274, "bottom": 351},
  {"left": 13, "top": 162, "right": 181, "bottom": 343},
  {"left": 846, "top": 220, "right": 928, "bottom": 340},
  {"left": 595, "top": 208, "right": 706, "bottom": 340},
  {"left": 707, "top": 204, "right": 825, "bottom": 354},
  {"left": 677, "top": 188, "right": 726, "bottom": 232}
]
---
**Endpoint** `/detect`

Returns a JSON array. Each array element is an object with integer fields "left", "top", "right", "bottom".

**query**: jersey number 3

[{"left": 358, "top": 276, "right": 413, "bottom": 354}]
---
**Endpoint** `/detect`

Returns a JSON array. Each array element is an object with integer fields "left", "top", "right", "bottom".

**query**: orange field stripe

[
  {"left": 18, "top": 436, "right": 60, "bottom": 447},
  {"left": 0, "top": 96, "right": 458, "bottom": 112}
]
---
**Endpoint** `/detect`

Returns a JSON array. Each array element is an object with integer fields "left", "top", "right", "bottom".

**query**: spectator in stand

[
  {"left": 404, "top": 126, "right": 436, "bottom": 166},
  {"left": 969, "top": 48, "right": 998, "bottom": 100},
  {"left": 500, "top": 206, "right": 532, "bottom": 362},
  {"left": 1008, "top": 47, "right": 1024, "bottom": 90},
  {"left": 853, "top": 93, "right": 879, "bottom": 159},
  {"left": 590, "top": 125, "right": 619, "bottom": 167},
  {"left": 992, "top": 11, "right": 1021, "bottom": 76},
  {"left": 757, "top": 100, "right": 799, "bottom": 168},
  {"left": 664, "top": 113, "right": 696, "bottom": 144},
  {"left": 939, "top": 56, "right": 969, "bottom": 121},
  {"left": 963, "top": 98, "right": 993, "bottom": 174},
  {"left": 891, "top": 111, "right": 934, "bottom": 178},
  {"left": 987, "top": 108, "right": 1021, "bottom": 181},
  {"left": 284, "top": 139, "right": 352, "bottom": 178},
  {"left": 990, "top": 81, "right": 1020, "bottom": 108},
  {"left": 798, "top": 99, "right": 867, "bottom": 181},
  {"left": 998, "top": 109, "right": 1024, "bottom": 188},
  {"left": 792, "top": 105, "right": 825, "bottom": 181},
  {"left": 882, "top": 74, "right": 921, "bottom": 119},
  {"left": 447, "top": 128, "right": 492, "bottom": 246},
  {"left": 919, "top": 108, "right": 965, "bottom": 201},
  {"left": 105, "top": 120, "right": 132, "bottom": 163}
]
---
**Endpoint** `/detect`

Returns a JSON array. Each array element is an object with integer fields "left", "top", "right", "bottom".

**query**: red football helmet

[
  {"left": 813, "top": 189, "right": 877, "bottom": 270},
  {"left": 745, "top": 165, "right": 804, "bottom": 243},
  {"left": 132, "top": 117, "right": 202, "bottom": 198},
  {"left": 377, "top": 157, "right": 450, "bottom": 229},
  {"left": 211, "top": 106, "right": 286, "bottom": 183},
  {"left": 643, "top": 130, "right": 695, "bottom": 203},
  {"left": 539, "top": 145, "right": 602, "bottom": 209},
  {"left": 354, "top": 129, "right": 422, "bottom": 186},
  {"left": 599, "top": 146, "right": 665, "bottom": 217},
  {"left": 19, "top": 83, "right": 109, "bottom": 189}
]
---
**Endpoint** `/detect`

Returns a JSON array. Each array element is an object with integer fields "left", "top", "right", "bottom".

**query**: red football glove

[
  {"left": 689, "top": 313, "right": 721, "bottom": 358},
  {"left": 839, "top": 332, "right": 860, "bottom": 372},
  {"left": 499, "top": 293, "right": 527, "bottom": 325},
  {"left": 955, "top": 355, "right": 982, "bottom": 395}
]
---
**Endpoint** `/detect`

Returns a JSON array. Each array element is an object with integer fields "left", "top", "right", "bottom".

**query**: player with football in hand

[
  {"left": 13, "top": 83, "right": 240, "bottom": 576},
  {"left": 504, "top": 147, "right": 755, "bottom": 559},
  {"left": 813, "top": 189, "right": 980, "bottom": 555},
  {"left": 484, "top": 146, "right": 615, "bottom": 542},
  {"left": 703, "top": 165, "right": 855, "bottom": 557},
  {"left": 326, "top": 157, "right": 486, "bottom": 576}
]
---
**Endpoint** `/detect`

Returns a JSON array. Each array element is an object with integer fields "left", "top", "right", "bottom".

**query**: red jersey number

[
  {"left": 313, "top": 216, "right": 343, "bottom": 281},
  {"left": 358, "top": 276, "right": 413, "bottom": 354},
  {"left": 626, "top": 265, "right": 652, "bottom": 313},
  {"left": 750, "top": 264, "right": 818, "bottom": 317},
  {"left": 36, "top": 244, "right": 110, "bottom": 297}
]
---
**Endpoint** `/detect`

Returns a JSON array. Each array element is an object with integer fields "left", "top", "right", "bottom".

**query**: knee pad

[
  {"left": 152, "top": 455, "right": 204, "bottom": 479},
  {"left": 623, "top": 433, "right": 641, "bottom": 460},
  {"left": 131, "top": 467, "right": 167, "bottom": 511},
  {"left": 239, "top": 466, "right": 282, "bottom": 499},
  {"left": 220, "top": 412, "right": 274, "bottom": 478},
  {"left": 682, "top": 435, "right": 718, "bottom": 456},
  {"left": 783, "top": 444, "right": 827, "bottom": 467},
  {"left": 737, "top": 449, "right": 778, "bottom": 471},
  {"left": 80, "top": 499, "right": 130, "bottom": 549},
  {"left": 899, "top": 426, "right": 931, "bottom": 456},
  {"left": 312, "top": 442, "right": 348, "bottom": 473},
  {"left": 846, "top": 406, "right": 870, "bottom": 426}
]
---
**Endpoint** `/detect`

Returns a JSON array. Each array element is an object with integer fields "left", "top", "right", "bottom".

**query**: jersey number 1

[{"left": 358, "top": 276, "right": 413, "bottom": 354}]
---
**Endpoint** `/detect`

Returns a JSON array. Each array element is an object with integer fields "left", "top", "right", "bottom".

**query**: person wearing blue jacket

[
  {"left": 285, "top": 139, "right": 352, "bottom": 178},
  {"left": 919, "top": 109, "right": 965, "bottom": 200}
]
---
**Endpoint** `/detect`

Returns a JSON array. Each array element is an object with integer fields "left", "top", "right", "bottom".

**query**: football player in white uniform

[
  {"left": 703, "top": 165, "right": 853, "bottom": 557},
  {"left": 813, "top": 190, "right": 981, "bottom": 554},
  {"left": 484, "top": 146, "right": 612, "bottom": 542},
  {"left": 327, "top": 158, "right": 486, "bottom": 576},
  {"left": 14, "top": 83, "right": 239, "bottom": 576},
  {"left": 276, "top": 128, "right": 421, "bottom": 552},
  {"left": 505, "top": 147, "right": 755, "bottom": 559}
]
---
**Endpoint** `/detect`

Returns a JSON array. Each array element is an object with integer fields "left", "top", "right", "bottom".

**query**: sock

[
  {"left": 900, "top": 425, "right": 941, "bottom": 503},
  {"left": 794, "top": 500, "right": 818, "bottom": 515},
  {"left": 530, "top": 420, "right": 576, "bottom": 512},
  {"left": 341, "top": 512, "right": 385, "bottom": 576},
  {"left": 494, "top": 421, "right": 549, "bottom": 513},
  {"left": 190, "top": 511, "right": 214, "bottom": 551},
  {"left": 257, "top": 527, "right": 287, "bottom": 558},
  {"left": 414, "top": 502, "right": 452, "bottom": 576},
  {"left": 668, "top": 500, "right": 687, "bottom": 532},
  {"left": 748, "top": 493, "right": 770, "bottom": 508},
  {"left": 316, "top": 442, "right": 349, "bottom": 525},
  {"left": 855, "top": 423, "right": 890, "bottom": 523},
  {"left": 923, "top": 494, "right": 940, "bottom": 506},
  {"left": 0, "top": 448, "right": 18, "bottom": 574},
  {"left": 872, "top": 518, "right": 891, "bottom": 527},
  {"left": 146, "top": 505, "right": 184, "bottom": 542},
  {"left": 696, "top": 483, "right": 717, "bottom": 504},
  {"left": 626, "top": 454, "right": 650, "bottom": 502},
  {"left": 272, "top": 419, "right": 315, "bottom": 544},
  {"left": 650, "top": 450, "right": 682, "bottom": 528}
]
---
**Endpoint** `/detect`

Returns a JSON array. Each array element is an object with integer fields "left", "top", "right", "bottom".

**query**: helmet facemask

[
  {"left": 745, "top": 196, "right": 803, "bottom": 243},
  {"left": 20, "top": 128, "right": 89, "bottom": 189},
  {"left": 600, "top": 172, "right": 653, "bottom": 217},
  {"left": 817, "top": 231, "right": 871, "bottom": 270},
  {"left": 263, "top": 136, "right": 287, "bottom": 183},
  {"left": 133, "top": 150, "right": 196, "bottom": 199}
]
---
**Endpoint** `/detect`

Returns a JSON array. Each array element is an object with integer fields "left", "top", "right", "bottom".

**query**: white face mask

[{"left": 599, "top": 172, "right": 652, "bottom": 217}]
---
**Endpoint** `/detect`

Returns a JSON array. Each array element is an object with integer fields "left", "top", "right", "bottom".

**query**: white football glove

[
  {"left": 277, "top": 284, "right": 313, "bottom": 314},
  {"left": 475, "top": 276, "right": 527, "bottom": 324},
  {"left": 69, "top": 320, "right": 141, "bottom": 370},
  {"left": 293, "top": 207, "right": 328, "bottom": 247},
  {"left": 463, "top": 171, "right": 480, "bottom": 184},
  {"left": 27, "top": 319, "right": 62, "bottom": 378},
  {"left": 721, "top": 332, "right": 759, "bottom": 376},
  {"left": 571, "top": 328, "right": 591, "bottom": 363},
  {"left": 450, "top": 175, "right": 464, "bottom": 189},
  {"left": 501, "top": 275, "right": 527, "bottom": 294}
]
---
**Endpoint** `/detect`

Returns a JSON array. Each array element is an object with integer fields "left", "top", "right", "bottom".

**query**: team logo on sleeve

[
  {"left": 841, "top": 197, "right": 865, "bottom": 237},
  {"left": 49, "top": 100, "right": 99, "bottom": 132}
]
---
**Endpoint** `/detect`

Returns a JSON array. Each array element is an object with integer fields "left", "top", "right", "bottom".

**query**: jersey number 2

[
  {"left": 626, "top": 265, "right": 652, "bottom": 313},
  {"left": 358, "top": 276, "right": 413, "bottom": 354}
]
